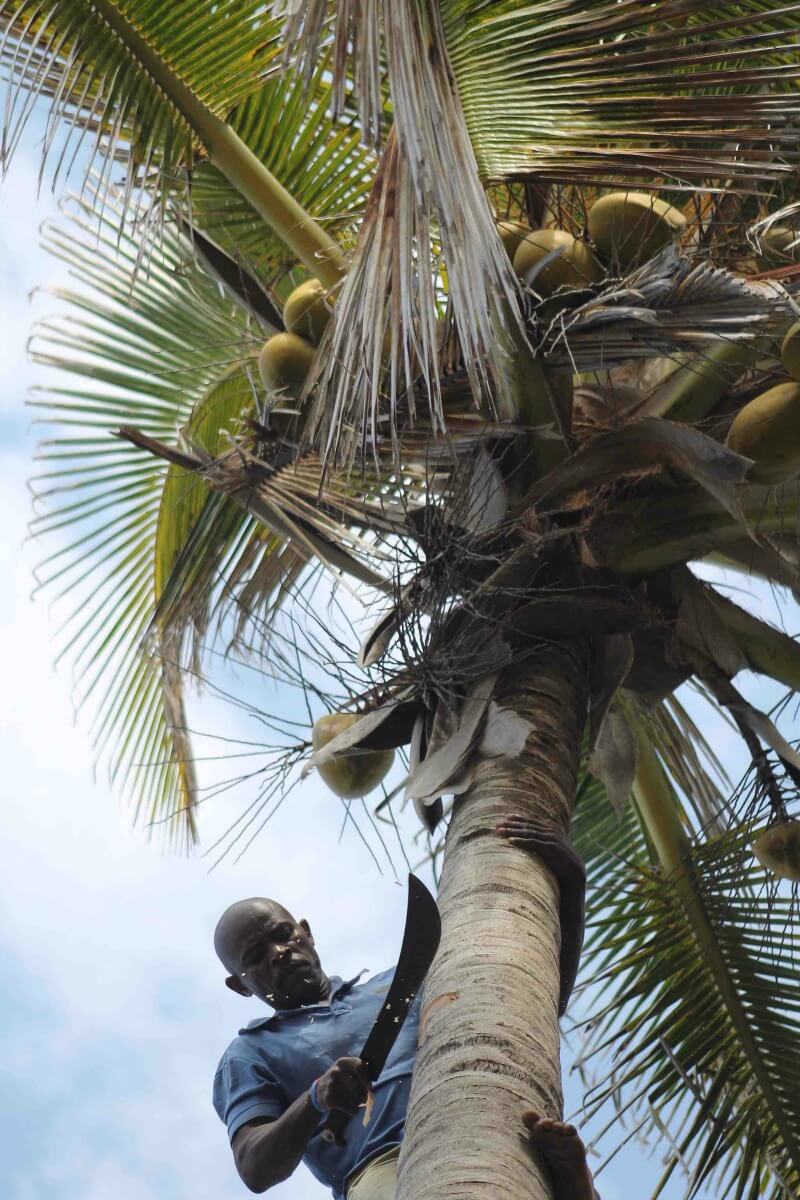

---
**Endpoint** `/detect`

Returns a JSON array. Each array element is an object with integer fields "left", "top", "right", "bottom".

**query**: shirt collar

[{"left": 240, "top": 970, "right": 368, "bottom": 1033}]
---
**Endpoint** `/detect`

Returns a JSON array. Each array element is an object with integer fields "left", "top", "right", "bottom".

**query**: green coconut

[
  {"left": 312, "top": 713, "right": 394, "bottom": 800},
  {"left": 756, "top": 224, "right": 800, "bottom": 271},
  {"left": 283, "top": 278, "right": 331, "bottom": 345},
  {"left": 496, "top": 219, "right": 532, "bottom": 261},
  {"left": 725, "top": 381, "right": 800, "bottom": 483},
  {"left": 781, "top": 320, "right": 800, "bottom": 381},
  {"left": 512, "top": 228, "right": 602, "bottom": 296},
  {"left": 258, "top": 332, "right": 315, "bottom": 398},
  {"left": 588, "top": 192, "right": 686, "bottom": 270},
  {"left": 752, "top": 820, "right": 800, "bottom": 882}
]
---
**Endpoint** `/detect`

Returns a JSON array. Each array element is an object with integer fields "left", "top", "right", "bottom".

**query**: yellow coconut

[
  {"left": 496, "top": 218, "right": 532, "bottom": 261},
  {"left": 756, "top": 224, "right": 800, "bottom": 271},
  {"left": 258, "top": 332, "right": 315, "bottom": 398},
  {"left": 513, "top": 228, "right": 602, "bottom": 295},
  {"left": 283, "top": 279, "right": 331, "bottom": 345},
  {"left": 781, "top": 320, "right": 800, "bottom": 381},
  {"left": 312, "top": 713, "right": 394, "bottom": 800},
  {"left": 725, "top": 381, "right": 800, "bottom": 483},
  {"left": 752, "top": 820, "right": 800, "bottom": 882},
  {"left": 588, "top": 192, "right": 686, "bottom": 270}
]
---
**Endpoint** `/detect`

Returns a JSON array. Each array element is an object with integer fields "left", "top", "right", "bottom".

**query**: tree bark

[{"left": 396, "top": 645, "right": 589, "bottom": 1200}]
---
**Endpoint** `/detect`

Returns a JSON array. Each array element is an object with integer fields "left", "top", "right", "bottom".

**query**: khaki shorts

[{"left": 346, "top": 1146, "right": 400, "bottom": 1200}]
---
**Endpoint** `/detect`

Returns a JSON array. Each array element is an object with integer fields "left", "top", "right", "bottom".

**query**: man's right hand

[{"left": 315, "top": 1057, "right": 371, "bottom": 1115}]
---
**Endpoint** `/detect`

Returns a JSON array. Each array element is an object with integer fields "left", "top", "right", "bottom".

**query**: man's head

[{"left": 214, "top": 898, "right": 329, "bottom": 1010}]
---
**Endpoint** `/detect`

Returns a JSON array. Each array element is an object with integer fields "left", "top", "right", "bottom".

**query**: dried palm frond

[
  {"left": 286, "top": 2, "right": 537, "bottom": 467},
  {"left": 442, "top": 0, "right": 800, "bottom": 188},
  {"left": 546, "top": 249, "right": 795, "bottom": 373}
]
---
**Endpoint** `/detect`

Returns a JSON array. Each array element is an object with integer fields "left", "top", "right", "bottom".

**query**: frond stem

[
  {"left": 610, "top": 490, "right": 798, "bottom": 576},
  {"left": 91, "top": 0, "right": 348, "bottom": 289}
]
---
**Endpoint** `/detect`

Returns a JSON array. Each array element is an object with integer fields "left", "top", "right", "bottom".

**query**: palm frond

[
  {"left": 441, "top": 0, "right": 800, "bottom": 188},
  {"left": 1, "top": 0, "right": 346, "bottom": 283},
  {"left": 546, "top": 252, "right": 795, "bottom": 374},
  {"left": 184, "top": 60, "right": 377, "bottom": 287},
  {"left": 29, "top": 180, "right": 258, "bottom": 845},
  {"left": 282, "top": 1, "right": 547, "bottom": 469},
  {"left": 575, "top": 744, "right": 800, "bottom": 1199}
]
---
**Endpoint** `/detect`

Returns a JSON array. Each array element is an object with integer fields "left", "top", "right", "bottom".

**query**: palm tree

[{"left": 5, "top": 2, "right": 800, "bottom": 1197}]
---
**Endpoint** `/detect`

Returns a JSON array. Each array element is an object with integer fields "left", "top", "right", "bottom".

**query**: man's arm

[
  {"left": 495, "top": 816, "right": 586, "bottom": 1016},
  {"left": 231, "top": 1056, "right": 370, "bottom": 1193},
  {"left": 232, "top": 1097, "right": 319, "bottom": 1193}
]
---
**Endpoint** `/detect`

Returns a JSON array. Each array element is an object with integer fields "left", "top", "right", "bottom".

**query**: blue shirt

[{"left": 213, "top": 969, "right": 420, "bottom": 1199}]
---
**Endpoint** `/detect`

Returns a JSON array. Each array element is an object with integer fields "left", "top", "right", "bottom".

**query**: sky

[{"left": 1, "top": 121, "right": 796, "bottom": 1200}]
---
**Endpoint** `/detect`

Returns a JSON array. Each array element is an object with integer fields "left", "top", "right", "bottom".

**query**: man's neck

[{"left": 274, "top": 972, "right": 332, "bottom": 1012}]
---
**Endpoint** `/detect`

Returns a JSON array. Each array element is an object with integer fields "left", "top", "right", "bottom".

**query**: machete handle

[{"left": 321, "top": 1108, "right": 349, "bottom": 1146}]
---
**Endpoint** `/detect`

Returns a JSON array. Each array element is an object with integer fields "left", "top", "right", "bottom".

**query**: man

[{"left": 213, "top": 815, "right": 599, "bottom": 1199}]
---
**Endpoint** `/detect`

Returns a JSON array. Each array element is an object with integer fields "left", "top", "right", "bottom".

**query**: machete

[{"left": 321, "top": 872, "right": 441, "bottom": 1146}]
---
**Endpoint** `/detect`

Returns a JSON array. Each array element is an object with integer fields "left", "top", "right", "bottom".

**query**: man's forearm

[
  {"left": 558, "top": 886, "right": 585, "bottom": 1016},
  {"left": 234, "top": 1092, "right": 322, "bottom": 1192}
]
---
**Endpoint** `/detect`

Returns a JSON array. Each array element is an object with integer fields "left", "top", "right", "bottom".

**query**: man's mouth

[{"left": 276, "top": 958, "right": 310, "bottom": 978}]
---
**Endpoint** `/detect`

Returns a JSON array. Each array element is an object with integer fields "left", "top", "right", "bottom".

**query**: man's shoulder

[
  {"left": 356, "top": 966, "right": 396, "bottom": 991},
  {"left": 215, "top": 1018, "right": 277, "bottom": 1071}
]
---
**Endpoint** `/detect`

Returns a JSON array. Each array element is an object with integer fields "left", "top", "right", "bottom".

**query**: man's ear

[
  {"left": 225, "top": 974, "right": 252, "bottom": 998},
  {"left": 300, "top": 918, "right": 313, "bottom": 944}
]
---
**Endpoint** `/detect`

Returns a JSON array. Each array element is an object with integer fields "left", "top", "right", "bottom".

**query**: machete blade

[
  {"left": 359, "top": 873, "right": 441, "bottom": 1078},
  {"left": 321, "top": 873, "right": 440, "bottom": 1145}
]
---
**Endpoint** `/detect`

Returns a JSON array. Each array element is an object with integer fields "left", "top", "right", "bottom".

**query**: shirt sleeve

[{"left": 213, "top": 1052, "right": 285, "bottom": 1140}]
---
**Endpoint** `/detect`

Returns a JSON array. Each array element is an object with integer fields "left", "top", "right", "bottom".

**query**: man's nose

[{"left": 272, "top": 944, "right": 290, "bottom": 965}]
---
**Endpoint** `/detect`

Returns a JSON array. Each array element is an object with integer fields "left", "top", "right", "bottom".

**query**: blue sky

[{"left": 1, "top": 120, "right": 796, "bottom": 1200}]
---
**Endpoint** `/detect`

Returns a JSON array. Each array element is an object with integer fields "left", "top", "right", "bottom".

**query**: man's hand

[
  {"left": 315, "top": 1056, "right": 371, "bottom": 1115},
  {"left": 494, "top": 816, "right": 585, "bottom": 886},
  {"left": 232, "top": 1057, "right": 370, "bottom": 1193},
  {"left": 495, "top": 816, "right": 586, "bottom": 1016}
]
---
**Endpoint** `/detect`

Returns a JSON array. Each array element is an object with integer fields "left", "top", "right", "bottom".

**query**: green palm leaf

[
  {"left": 1, "top": 0, "right": 347, "bottom": 284},
  {"left": 30, "top": 181, "right": 259, "bottom": 846},
  {"left": 575, "top": 737, "right": 800, "bottom": 1199},
  {"left": 186, "top": 62, "right": 377, "bottom": 285}
]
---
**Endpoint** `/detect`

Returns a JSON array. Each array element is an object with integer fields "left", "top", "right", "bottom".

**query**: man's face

[{"left": 217, "top": 899, "right": 327, "bottom": 1009}]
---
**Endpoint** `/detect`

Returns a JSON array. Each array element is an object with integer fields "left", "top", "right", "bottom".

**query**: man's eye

[{"left": 276, "top": 925, "right": 295, "bottom": 941}]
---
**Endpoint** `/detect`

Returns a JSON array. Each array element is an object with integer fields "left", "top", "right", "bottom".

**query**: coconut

[
  {"left": 283, "top": 279, "right": 331, "bottom": 345},
  {"left": 512, "top": 228, "right": 602, "bottom": 296},
  {"left": 752, "top": 820, "right": 800, "bottom": 882},
  {"left": 258, "top": 332, "right": 315, "bottom": 398},
  {"left": 781, "top": 320, "right": 800, "bottom": 381},
  {"left": 588, "top": 192, "right": 686, "bottom": 270},
  {"left": 496, "top": 219, "right": 532, "bottom": 261},
  {"left": 725, "top": 381, "right": 800, "bottom": 483},
  {"left": 312, "top": 713, "right": 394, "bottom": 800}
]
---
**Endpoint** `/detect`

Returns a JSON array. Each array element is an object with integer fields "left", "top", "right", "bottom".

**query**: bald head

[
  {"left": 214, "top": 898, "right": 291, "bottom": 972},
  {"left": 213, "top": 897, "right": 328, "bottom": 1010}
]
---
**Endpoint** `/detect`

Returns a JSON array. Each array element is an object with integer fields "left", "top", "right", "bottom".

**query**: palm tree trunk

[{"left": 397, "top": 646, "right": 589, "bottom": 1200}]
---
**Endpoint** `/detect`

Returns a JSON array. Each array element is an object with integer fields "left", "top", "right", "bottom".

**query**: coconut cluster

[
  {"left": 258, "top": 279, "right": 332, "bottom": 431},
  {"left": 497, "top": 195, "right": 800, "bottom": 485},
  {"left": 498, "top": 191, "right": 687, "bottom": 303}
]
